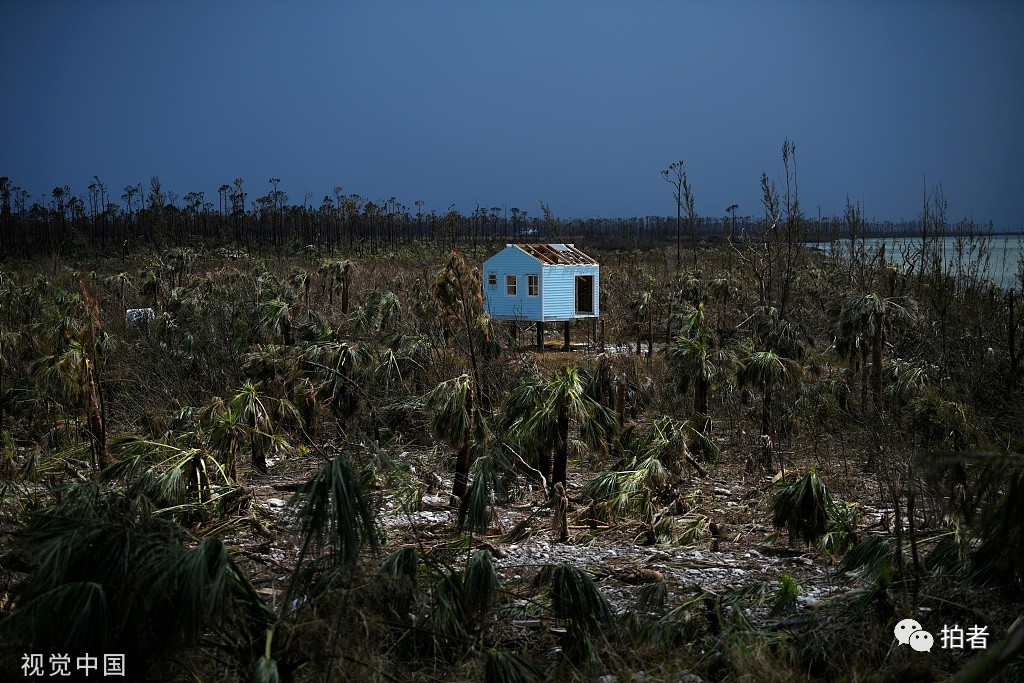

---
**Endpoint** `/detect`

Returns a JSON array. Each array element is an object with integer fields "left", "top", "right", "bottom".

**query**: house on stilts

[{"left": 481, "top": 243, "right": 600, "bottom": 351}]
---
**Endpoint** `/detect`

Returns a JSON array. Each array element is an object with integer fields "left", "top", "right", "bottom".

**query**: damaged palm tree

[
  {"left": 511, "top": 367, "right": 618, "bottom": 492},
  {"left": 426, "top": 374, "right": 484, "bottom": 505},
  {"left": 434, "top": 251, "right": 496, "bottom": 405},
  {"left": 836, "top": 293, "right": 916, "bottom": 413},
  {"left": 80, "top": 278, "right": 108, "bottom": 469},
  {"left": 550, "top": 481, "right": 569, "bottom": 542},
  {"left": 738, "top": 347, "right": 802, "bottom": 450},
  {"left": 772, "top": 468, "right": 833, "bottom": 547}
]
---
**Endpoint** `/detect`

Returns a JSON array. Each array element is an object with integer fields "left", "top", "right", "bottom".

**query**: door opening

[{"left": 575, "top": 275, "right": 594, "bottom": 314}]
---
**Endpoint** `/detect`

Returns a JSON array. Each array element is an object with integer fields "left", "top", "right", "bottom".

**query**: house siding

[
  {"left": 482, "top": 246, "right": 543, "bottom": 320},
  {"left": 482, "top": 245, "right": 599, "bottom": 322},
  {"left": 542, "top": 264, "right": 599, "bottom": 321}
]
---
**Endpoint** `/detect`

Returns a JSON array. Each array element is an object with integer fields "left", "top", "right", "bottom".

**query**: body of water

[{"left": 809, "top": 234, "right": 1024, "bottom": 291}]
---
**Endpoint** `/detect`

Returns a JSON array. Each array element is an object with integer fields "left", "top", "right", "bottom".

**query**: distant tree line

[{"left": 0, "top": 174, "right": 1000, "bottom": 259}]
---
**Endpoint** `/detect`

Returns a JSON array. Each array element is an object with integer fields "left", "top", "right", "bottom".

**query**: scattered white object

[{"left": 125, "top": 307, "right": 155, "bottom": 325}]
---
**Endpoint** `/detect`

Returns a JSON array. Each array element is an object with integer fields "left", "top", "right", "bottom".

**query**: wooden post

[
  {"left": 507, "top": 320, "right": 517, "bottom": 350},
  {"left": 563, "top": 320, "right": 571, "bottom": 350},
  {"left": 536, "top": 321, "right": 545, "bottom": 352}
]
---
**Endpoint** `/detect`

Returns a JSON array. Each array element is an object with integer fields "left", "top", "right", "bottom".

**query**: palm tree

[
  {"left": 103, "top": 272, "right": 131, "bottom": 314},
  {"left": 290, "top": 267, "right": 311, "bottom": 312},
  {"left": 308, "top": 341, "right": 363, "bottom": 435},
  {"left": 836, "top": 293, "right": 916, "bottom": 413},
  {"left": 738, "top": 348, "right": 803, "bottom": 440},
  {"left": 229, "top": 382, "right": 299, "bottom": 475},
  {"left": 426, "top": 374, "right": 478, "bottom": 503},
  {"left": 259, "top": 298, "right": 294, "bottom": 346},
  {"left": 35, "top": 331, "right": 108, "bottom": 470},
  {"left": 629, "top": 289, "right": 655, "bottom": 356},
  {"left": 512, "top": 367, "right": 617, "bottom": 491},
  {"left": 667, "top": 303, "right": 715, "bottom": 414},
  {"left": 290, "top": 454, "right": 379, "bottom": 572},
  {"left": 772, "top": 468, "right": 833, "bottom": 546},
  {"left": 352, "top": 291, "right": 400, "bottom": 336},
  {"left": 205, "top": 403, "right": 246, "bottom": 481},
  {"left": 320, "top": 259, "right": 353, "bottom": 314},
  {"left": 0, "top": 324, "right": 18, "bottom": 434}
]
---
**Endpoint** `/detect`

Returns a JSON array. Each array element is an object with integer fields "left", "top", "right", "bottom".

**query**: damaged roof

[{"left": 513, "top": 243, "right": 597, "bottom": 266}]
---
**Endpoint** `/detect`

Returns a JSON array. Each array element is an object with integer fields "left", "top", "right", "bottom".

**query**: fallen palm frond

[
  {"left": 1, "top": 485, "right": 273, "bottom": 679},
  {"left": 924, "top": 526, "right": 970, "bottom": 578},
  {"left": 459, "top": 446, "right": 514, "bottom": 534},
  {"left": 289, "top": 453, "right": 379, "bottom": 584},
  {"left": 102, "top": 435, "right": 232, "bottom": 512},
  {"left": 771, "top": 468, "right": 832, "bottom": 547},
  {"left": 836, "top": 535, "right": 896, "bottom": 584},
  {"left": 647, "top": 592, "right": 705, "bottom": 650},
  {"left": 972, "top": 464, "right": 1024, "bottom": 588},
  {"left": 636, "top": 578, "right": 668, "bottom": 613},
  {"left": 676, "top": 513, "right": 710, "bottom": 546},
  {"left": 770, "top": 573, "right": 800, "bottom": 615},
  {"left": 483, "top": 649, "right": 545, "bottom": 683},
  {"left": 547, "top": 564, "right": 613, "bottom": 632},
  {"left": 820, "top": 499, "right": 861, "bottom": 557},
  {"left": 581, "top": 467, "right": 657, "bottom": 524}
]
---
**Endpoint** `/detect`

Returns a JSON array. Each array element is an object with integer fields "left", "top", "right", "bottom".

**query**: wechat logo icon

[{"left": 895, "top": 618, "right": 934, "bottom": 652}]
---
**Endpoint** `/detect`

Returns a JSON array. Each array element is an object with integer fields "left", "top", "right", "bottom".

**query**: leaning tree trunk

[
  {"left": 538, "top": 449, "right": 553, "bottom": 491},
  {"left": 695, "top": 375, "right": 709, "bottom": 415},
  {"left": 552, "top": 407, "right": 570, "bottom": 490},
  {"left": 872, "top": 326, "right": 884, "bottom": 412},
  {"left": 647, "top": 310, "right": 654, "bottom": 358},
  {"left": 451, "top": 396, "right": 473, "bottom": 504},
  {"left": 451, "top": 441, "right": 471, "bottom": 505},
  {"left": 251, "top": 424, "right": 267, "bottom": 475},
  {"left": 761, "top": 384, "right": 773, "bottom": 438},
  {"left": 341, "top": 268, "right": 350, "bottom": 315},
  {"left": 0, "top": 361, "right": 5, "bottom": 435},
  {"left": 83, "top": 358, "right": 108, "bottom": 470}
]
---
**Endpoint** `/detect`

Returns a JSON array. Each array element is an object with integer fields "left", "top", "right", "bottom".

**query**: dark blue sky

[{"left": 3, "top": 2, "right": 1022, "bottom": 229}]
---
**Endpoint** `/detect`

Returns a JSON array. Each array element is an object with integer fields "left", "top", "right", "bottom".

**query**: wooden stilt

[
  {"left": 563, "top": 320, "right": 571, "bottom": 350},
  {"left": 536, "top": 321, "right": 545, "bottom": 352}
]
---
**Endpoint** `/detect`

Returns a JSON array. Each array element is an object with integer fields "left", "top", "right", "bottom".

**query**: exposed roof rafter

[{"left": 514, "top": 243, "right": 597, "bottom": 265}]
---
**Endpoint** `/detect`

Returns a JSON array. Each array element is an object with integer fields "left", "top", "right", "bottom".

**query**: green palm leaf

[
  {"left": 548, "top": 564, "right": 613, "bottom": 632},
  {"left": 484, "top": 650, "right": 544, "bottom": 683},
  {"left": 292, "top": 455, "right": 378, "bottom": 570}
]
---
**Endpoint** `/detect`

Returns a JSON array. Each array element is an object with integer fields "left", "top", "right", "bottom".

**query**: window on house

[
  {"left": 505, "top": 274, "right": 517, "bottom": 296},
  {"left": 488, "top": 271, "right": 496, "bottom": 287},
  {"left": 527, "top": 274, "right": 539, "bottom": 296}
]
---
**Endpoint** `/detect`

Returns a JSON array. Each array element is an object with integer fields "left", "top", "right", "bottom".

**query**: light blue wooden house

[{"left": 482, "top": 244, "right": 599, "bottom": 349}]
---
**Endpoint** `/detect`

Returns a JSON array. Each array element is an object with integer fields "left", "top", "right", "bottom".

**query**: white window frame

[
  {"left": 487, "top": 271, "right": 497, "bottom": 287},
  {"left": 505, "top": 274, "right": 517, "bottom": 296},
  {"left": 527, "top": 274, "right": 539, "bottom": 297}
]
